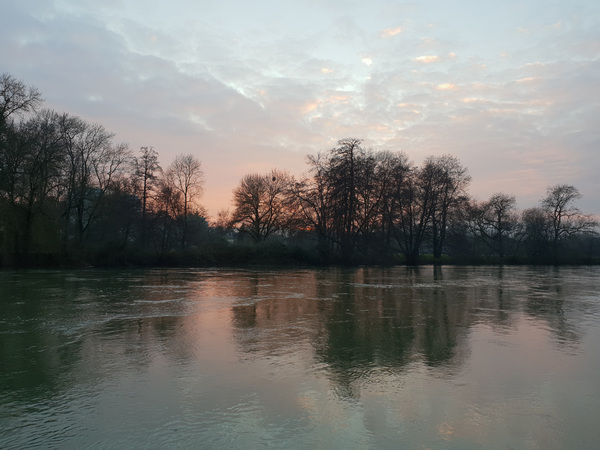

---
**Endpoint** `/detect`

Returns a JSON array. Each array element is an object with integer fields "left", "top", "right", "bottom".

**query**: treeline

[
  {"left": 226, "top": 138, "right": 598, "bottom": 265},
  {"left": 0, "top": 74, "right": 206, "bottom": 266},
  {"left": 1, "top": 74, "right": 598, "bottom": 267}
]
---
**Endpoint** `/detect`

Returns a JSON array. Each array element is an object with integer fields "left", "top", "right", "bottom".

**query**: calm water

[{"left": 1, "top": 266, "right": 600, "bottom": 449}]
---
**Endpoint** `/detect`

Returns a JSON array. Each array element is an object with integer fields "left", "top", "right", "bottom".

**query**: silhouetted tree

[
  {"left": 363, "top": 150, "right": 411, "bottom": 260},
  {"left": 231, "top": 168, "right": 293, "bottom": 243},
  {"left": 166, "top": 154, "right": 204, "bottom": 249},
  {"left": 427, "top": 155, "right": 470, "bottom": 259},
  {"left": 326, "top": 138, "right": 364, "bottom": 261},
  {"left": 5, "top": 110, "right": 65, "bottom": 257},
  {"left": 352, "top": 150, "right": 387, "bottom": 255},
  {"left": 154, "top": 175, "right": 182, "bottom": 254},
  {"left": 541, "top": 184, "right": 597, "bottom": 261},
  {"left": 292, "top": 152, "right": 336, "bottom": 260},
  {"left": 132, "top": 146, "right": 162, "bottom": 248},
  {"left": 467, "top": 193, "right": 521, "bottom": 259},
  {"left": 391, "top": 166, "right": 434, "bottom": 264},
  {"left": 91, "top": 174, "right": 140, "bottom": 251},
  {"left": 0, "top": 74, "right": 44, "bottom": 261},
  {"left": 0, "top": 73, "right": 43, "bottom": 128},
  {"left": 60, "top": 118, "right": 131, "bottom": 246},
  {"left": 522, "top": 207, "right": 551, "bottom": 261}
]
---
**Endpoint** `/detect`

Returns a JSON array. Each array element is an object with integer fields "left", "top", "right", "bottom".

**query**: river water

[{"left": 1, "top": 266, "right": 600, "bottom": 449}]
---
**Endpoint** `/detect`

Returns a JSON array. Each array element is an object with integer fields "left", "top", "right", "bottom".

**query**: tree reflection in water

[{"left": 229, "top": 266, "right": 589, "bottom": 399}]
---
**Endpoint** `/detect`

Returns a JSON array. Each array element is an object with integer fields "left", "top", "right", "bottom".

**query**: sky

[{"left": 2, "top": 0, "right": 599, "bottom": 217}]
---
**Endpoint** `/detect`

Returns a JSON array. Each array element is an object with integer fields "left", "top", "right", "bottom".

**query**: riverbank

[{"left": 2, "top": 240, "right": 599, "bottom": 269}]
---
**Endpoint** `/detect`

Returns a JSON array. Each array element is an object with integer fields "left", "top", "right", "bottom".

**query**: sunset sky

[{"left": 2, "top": 0, "right": 599, "bottom": 217}]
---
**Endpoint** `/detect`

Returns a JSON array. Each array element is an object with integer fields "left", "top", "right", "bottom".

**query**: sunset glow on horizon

[{"left": 2, "top": 0, "right": 599, "bottom": 217}]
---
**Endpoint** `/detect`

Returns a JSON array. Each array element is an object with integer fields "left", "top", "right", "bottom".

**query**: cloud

[
  {"left": 414, "top": 55, "right": 440, "bottom": 63},
  {"left": 381, "top": 27, "right": 403, "bottom": 38},
  {"left": 516, "top": 77, "right": 540, "bottom": 83}
]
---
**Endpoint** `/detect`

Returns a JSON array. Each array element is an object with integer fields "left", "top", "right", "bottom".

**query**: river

[{"left": 1, "top": 266, "right": 600, "bottom": 449}]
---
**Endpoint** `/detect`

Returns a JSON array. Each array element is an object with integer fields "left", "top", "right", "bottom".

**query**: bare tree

[
  {"left": 352, "top": 151, "right": 380, "bottom": 241},
  {"left": 376, "top": 151, "right": 413, "bottom": 257},
  {"left": 55, "top": 112, "right": 86, "bottom": 246},
  {"left": 59, "top": 116, "right": 131, "bottom": 245},
  {"left": 522, "top": 206, "right": 552, "bottom": 260},
  {"left": 166, "top": 154, "right": 204, "bottom": 249},
  {"left": 133, "top": 146, "right": 162, "bottom": 247},
  {"left": 154, "top": 175, "right": 182, "bottom": 254},
  {"left": 1, "top": 75, "right": 44, "bottom": 255},
  {"left": 541, "top": 184, "right": 598, "bottom": 260},
  {"left": 0, "top": 109, "right": 64, "bottom": 257},
  {"left": 231, "top": 168, "right": 293, "bottom": 243},
  {"left": 381, "top": 155, "right": 470, "bottom": 264},
  {"left": 134, "top": 147, "right": 161, "bottom": 219},
  {"left": 390, "top": 166, "right": 433, "bottom": 264},
  {"left": 291, "top": 152, "right": 336, "bottom": 257},
  {"left": 326, "top": 138, "right": 363, "bottom": 260},
  {"left": 0, "top": 73, "right": 43, "bottom": 126},
  {"left": 425, "top": 155, "right": 471, "bottom": 259},
  {"left": 294, "top": 145, "right": 412, "bottom": 262},
  {"left": 356, "top": 150, "right": 410, "bottom": 259},
  {"left": 292, "top": 138, "right": 387, "bottom": 261},
  {"left": 466, "top": 193, "right": 520, "bottom": 259}
]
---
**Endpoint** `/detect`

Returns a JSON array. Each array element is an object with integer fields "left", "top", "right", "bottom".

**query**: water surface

[{"left": 1, "top": 266, "right": 600, "bottom": 449}]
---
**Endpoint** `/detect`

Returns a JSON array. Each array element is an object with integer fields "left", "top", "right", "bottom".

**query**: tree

[
  {"left": 466, "top": 193, "right": 520, "bottom": 259},
  {"left": 425, "top": 155, "right": 471, "bottom": 259},
  {"left": 231, "top": 168, "right": 293, "bottom": 243},
  {"left": 522, "top": 207, "right": 552, "bottom": 261},
  {"left": 326, "top": 138, "right": 363, "bottom": 261},
  {"left": 351, "top": 150, "right": 382, "bottom": 249},
  {"left": 292, "top": 146, "right": 413, "bottom": 263},
  {"left": 55, "top": 112, "right": 86, "bottom": 247},
  {"left": 361, "top": 150, "right": 411, "bottom": 260},
  {"left": 166, "top": 154, "right": 204, "bottom": 249},
  {"left": 154, "top": 175, "right": 182, "bottom": 254},
  {"left": 132, "top": 146, "right": 161, "bottom": 247},
  {"left": 0, "top": 73, "right": 43, "bottom": 127},
  {"left": 541, "top": 184, "right": 597, "bottom": 260},
  {"left": 0, "top": 75, "right": 44, "bottom": 260},
  {"left": 390, "top": 166, "right": 432, "bottom": 264},
  {"left": 8, "top": 110, "right": 65, "bottom": 257},
  {"left": 291, "top": 152, "right": 336, "bottom": 259},
  {"left": 58, "top": 115, "right": 131, "bottom": 246},
  {"left": 91, "top": 174, "right": 140, "bottom": 251}
]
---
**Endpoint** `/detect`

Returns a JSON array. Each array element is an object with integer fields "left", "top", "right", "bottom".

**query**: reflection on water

[{"left": 1, "top": 266, "right": 600, "bottom": 448}]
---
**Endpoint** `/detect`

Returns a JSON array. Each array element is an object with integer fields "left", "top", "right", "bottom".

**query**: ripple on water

[{"left": 133, "top": 298, "right": 185, "bottom": 304}]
